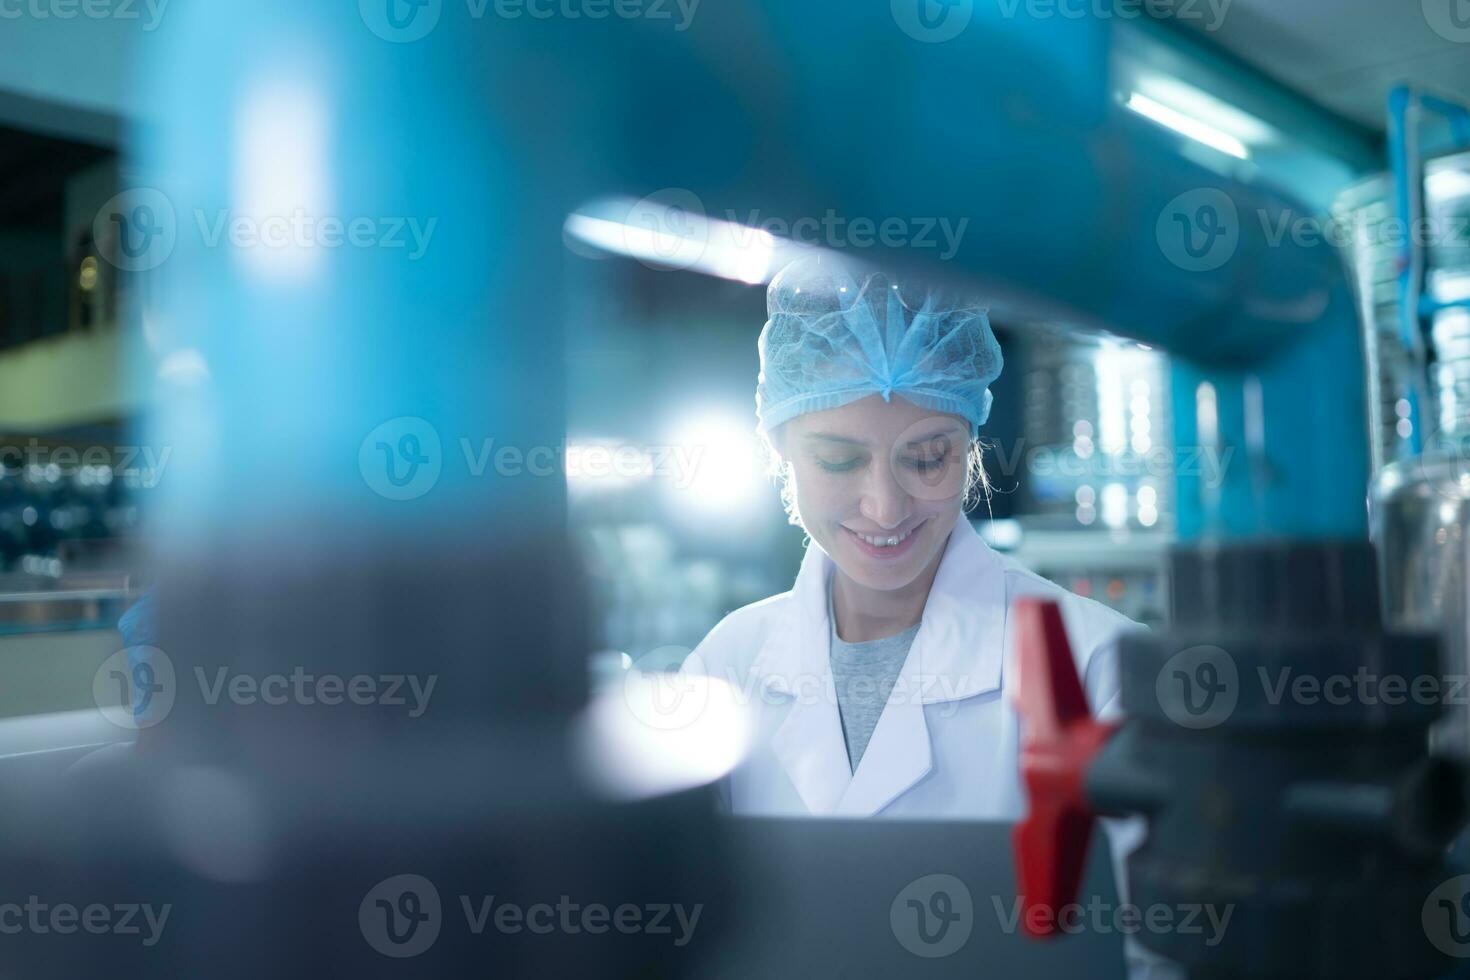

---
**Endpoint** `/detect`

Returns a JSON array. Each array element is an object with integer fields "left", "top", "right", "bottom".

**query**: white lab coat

[
  {"left": 682, "top": 519, "right": 1175, "bottom": 977},
  {"left": 682, "top": 516, "right": 1141, "bottom": 818}
]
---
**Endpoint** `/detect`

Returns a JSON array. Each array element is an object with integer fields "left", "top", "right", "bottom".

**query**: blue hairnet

[{"left": 755, "top": 257, "right": 1003, "bottom": 439}]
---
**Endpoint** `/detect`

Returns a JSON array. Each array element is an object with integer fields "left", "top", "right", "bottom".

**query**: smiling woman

[{"left": 680, "top": 256, "right": 1143, "bottom": 819}]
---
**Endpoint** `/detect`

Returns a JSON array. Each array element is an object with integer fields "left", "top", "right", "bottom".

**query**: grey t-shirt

[{"left": 827, "top": 581, "right": 921, "bottom": 773}]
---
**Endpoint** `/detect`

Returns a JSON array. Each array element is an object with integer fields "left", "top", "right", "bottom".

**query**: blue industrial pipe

[{"left": 135, "top": 1, "right": 1375, "bottom": 574}]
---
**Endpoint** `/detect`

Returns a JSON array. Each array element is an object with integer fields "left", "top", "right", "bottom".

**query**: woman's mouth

[{"left": 841, "top": 519, "right": 926, "bottom": 560}]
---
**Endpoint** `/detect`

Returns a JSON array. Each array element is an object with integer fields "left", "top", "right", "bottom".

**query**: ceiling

[{"left": 1177, "top": 0, "right": 1470, "bottom": 131}]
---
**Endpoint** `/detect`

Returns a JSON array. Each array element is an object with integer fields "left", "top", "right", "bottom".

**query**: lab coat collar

[
  {"left": 750, "top": 517, "right": 1006, "bottom": 705},
  {"left": 753, "top": 518, "right": 1007, "bottom": 816}
]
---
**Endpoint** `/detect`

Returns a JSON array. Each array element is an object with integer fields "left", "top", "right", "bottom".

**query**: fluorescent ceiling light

[
  {"left": 1126, "top": 91, "right": 1250, "bottom": 160},
  {"left": 565, "top": 203, "right": 785, "bottom": 285}
]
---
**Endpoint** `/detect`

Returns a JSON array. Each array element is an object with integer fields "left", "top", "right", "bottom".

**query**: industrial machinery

[
  {"left": 1013, "top": 545, "right": 1467, "bottom": 979},
  {"left": 3, "top": 5, "right": 1465, "bottom": 980},
  {"left": 1008, "top": 88, "right": 1470, "bottom": 979}
]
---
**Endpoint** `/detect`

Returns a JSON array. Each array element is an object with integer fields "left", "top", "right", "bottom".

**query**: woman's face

[{"left": 780, "top": 394, "right": 970, "bottom": 594}]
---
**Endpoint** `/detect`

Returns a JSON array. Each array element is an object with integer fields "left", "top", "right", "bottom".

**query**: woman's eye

[
  {"left": 816, "top": 457, "right": 863, "bottom": 473},
  {"left": 904, "top": 453, "right": 949, "bottom": 473}
]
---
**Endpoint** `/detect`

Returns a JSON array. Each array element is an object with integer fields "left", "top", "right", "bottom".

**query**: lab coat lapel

[
  {"left": 756, "top": 540, "right": 852, "bottom": 815},
  {"left": 835, "top": 653, "right": 933, "bottom": 816},
  {"left": 752, "top": 520, "right": 1007, "bottom": 817},
  {"left": 834, "top": 520, "right": 1005, "bottom": 816}
]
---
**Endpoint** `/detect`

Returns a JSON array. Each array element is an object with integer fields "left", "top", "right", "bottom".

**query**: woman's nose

[{"left": 859, "top": 463, "right": 913, "bottom": 530}]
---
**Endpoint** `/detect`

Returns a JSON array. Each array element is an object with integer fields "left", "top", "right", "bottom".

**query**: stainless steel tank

[
  {"left": 1370, "top": 457, "right": 1470, "bottom": 749},
  {"left": 1362, "top": 149, "right": 1470, "bottom": 750}
]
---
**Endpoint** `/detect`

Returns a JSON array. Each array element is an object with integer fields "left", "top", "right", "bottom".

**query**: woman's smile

[{"left": 841, "top": 518, "right": 928, "bottom": 560}]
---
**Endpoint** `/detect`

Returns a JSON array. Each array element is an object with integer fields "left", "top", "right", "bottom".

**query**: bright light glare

[
  {"left": 232, "top": 76, "right": 332, "bottom": 282},
  {"left": 157, "top": 348, "right": 212, "bottom": 386},
  {"left": 565, "top": 439, "right": 654, "bottom": 494},
  {"left": 1131, "top": 76, "right": 1274, "bottom": 143},
  {"left": 1102, "top": 482, "right": 1129, "bottom": 529},
  {"left": 663, "top": 413, "right": 766, "bottom": 516},
  {"left": 1427, "top": 167, "right": 1470, "bottom": 201},
  {"left": 1126, "top": 92, "right": 1249, "bottom": 160},
  {"left": 564, "top": 210, "right": 777, "bottom": 285},
  {"left": 1096, "top": 345, "right": 1154, "bottom": 456},
  {"left": 576, "top": 671, "right": 753, "bottom": 801}
]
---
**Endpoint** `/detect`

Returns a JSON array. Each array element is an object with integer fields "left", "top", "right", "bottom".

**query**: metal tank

[{"left": 1361, "top": 147, "right": 1470, "bottom": 749}]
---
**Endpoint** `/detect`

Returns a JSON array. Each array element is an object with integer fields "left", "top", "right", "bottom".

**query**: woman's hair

[{"left": 761, "top": 425, "right": 994, "bottom": 529}]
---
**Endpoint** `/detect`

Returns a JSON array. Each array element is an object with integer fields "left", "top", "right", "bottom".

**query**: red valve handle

[{"left": 1011, "top": 598, "right": 1118, "bottom": 940}]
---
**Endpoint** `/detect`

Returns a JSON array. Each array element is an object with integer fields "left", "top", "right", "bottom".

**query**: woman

[{"left": 683, "top": 256, "right": 1140, "bottom": 819}]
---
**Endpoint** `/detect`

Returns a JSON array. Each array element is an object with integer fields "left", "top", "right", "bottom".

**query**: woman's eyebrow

[
  {"left": 904, "top": 427, "right": 965, "bottom": 447},
  {"left": 806, "top": 432, "right": 868, "bottom": 447}
]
